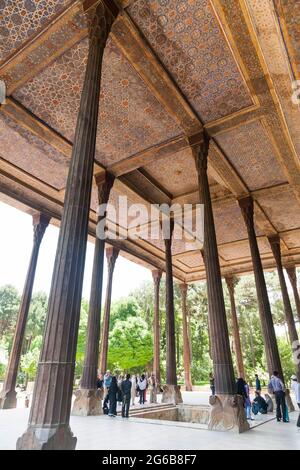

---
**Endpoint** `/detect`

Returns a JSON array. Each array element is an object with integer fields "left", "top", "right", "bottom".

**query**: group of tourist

[
  {"left": 96, "top": 371, "right": 158, "bottom": 418},
  {"left": 210, "top": 371, "right": 300, "bottom": 427}
]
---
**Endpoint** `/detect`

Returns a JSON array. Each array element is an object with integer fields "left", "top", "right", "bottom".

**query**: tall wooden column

[
  {"left": 195, "top": 133, "right": 249, "bottom": 432},
  {"left": 0, "top": 214, "right": 49, "bottom": 410},
  {"left": 99, "top": 246, "right": 119, "bottom": 375},
  {"left": 72, "top": 172, "right": 114, "bottom": 416},
  {"left": 269, "top": 236, "right": 300, "bottom": 381},
  {"left": 225, "top": 276, "right": 245, "bottom": 379},
  {"left": 179, "top": 284, "right": 193, "bottom": 391},
  {"left": 239, "top": 197, "right": 283, "bottom": 379},
  {"left": 152, "top": 270, "right": 162, "bottom": 387},
  {"left": 286, "top": 266, "right": 300, "bottom": 324},
  {"left": 17, "top": 2, "right": 116, "bottom": 450},
  {"left": 161, "top": 220, "right": 182, "bottom": 404}
]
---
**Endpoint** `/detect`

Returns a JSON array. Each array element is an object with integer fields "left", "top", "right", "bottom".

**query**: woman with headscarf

[
  {"left": 236, "top": 377, "right": 252, "bottom": 420},
  {"left": 108, "top": 376, "right": 118, "bottom": 417}
]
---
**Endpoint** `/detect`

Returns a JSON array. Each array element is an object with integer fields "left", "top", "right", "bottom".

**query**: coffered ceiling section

[
  {"left": 0, "top": 0, "right": 73, "bottom": 64},
  {"left": 128, "top": 0, "right": 253, "bottom": 122},
  {"left": 13, "top": 36, "right": 182, "bottom": 167},
  {"left": 0, "top": 112, "right": 68, "bottom": 190}
]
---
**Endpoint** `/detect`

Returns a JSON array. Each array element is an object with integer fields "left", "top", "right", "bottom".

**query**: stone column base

[
  {"left": 0, "top": 389, "right": 17, "bottom": 409},
  {"left": 285, "top": 389, "right": 295, "bottom": 412},
  {"left": 71, "top": 389, "right": 102, "bottom": 416},
  {"left": 17, "top": 425, "right": 77, "bottom": 450},
  {"left": 208, "top": 394, "right": 250, "bottom": 433},
  {"left": 161, "top": 385, "right": 183, "bottom": 405}
]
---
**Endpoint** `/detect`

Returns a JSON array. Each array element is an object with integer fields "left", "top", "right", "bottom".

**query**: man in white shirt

[
  {"left": 268, "top": 371, "right": 288, "bottom": 422},
  {"left": 291, "top": 375, "right": 300, "bottom": 409}
]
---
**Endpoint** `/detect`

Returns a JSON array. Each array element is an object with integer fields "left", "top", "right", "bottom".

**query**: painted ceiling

[{"left": 1, "top": 0, "right": 300, "bottom": 282}]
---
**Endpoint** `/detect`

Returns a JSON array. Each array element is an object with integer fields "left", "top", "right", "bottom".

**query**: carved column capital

[
  {"left": 95, "top": 171, "right": 115, "bottom": 205},
  {"left": 86, "top": 1, "right": 115, "bottom": 46},
  {"left": 194, "top": 131, "right": 211, "bottom": 173},
  {"left": 225, "top": 276, "right": 239, "bottom": 298},
  {"left": 268, "top": 235, "right": 282, "bottom": 268},
  {"left": 32, "top": 213, "right": 50, "bottom": 246},
  {"left": 238, "top": 196, "right": 254, "bottom": 229},
  {"left": 179, "top": 283, "right": 188, "bottom": 297},
  {"left": 152, "top": 270, "right": 162, "bottom": 286},
  {"left": 106, "top": 246, "right": 119, "bottom": 273}
]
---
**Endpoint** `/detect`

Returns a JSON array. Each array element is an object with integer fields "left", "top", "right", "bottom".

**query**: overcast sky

[{"left": 0, "top": 201, "right": 152, "bottom": 301}]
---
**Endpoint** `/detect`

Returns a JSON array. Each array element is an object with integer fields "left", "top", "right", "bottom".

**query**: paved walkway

[{"left": 0, "top": 392, "right": 299, "bottom": 450}]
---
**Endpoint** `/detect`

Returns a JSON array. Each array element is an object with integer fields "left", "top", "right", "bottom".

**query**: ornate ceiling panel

[
  {"left": 176, "top": 251, "right": 204, "bottom": 269},
  {"left": 127, "top": 0, "right": 253, "bottom": 123},
  {"left": 219, "top": 238, "right": 271, "bottom": 261},
  {"left": 13, "top": 36, "right": 182, "bottom": 167},
  {"left": 213, "top": 199, "right": 248, "bottom": 245},
  {"left": 0, "top": 113, "right": 68, "bottom": 190},
  {"left": 143, "top": 148, "right": 198, "bottom": 197},
  {"left": 257, "top": 190, "right": 300, "bottom": 232},
  {"left": 215, "top": 121, "right": 287, "bottom": 191},
  {"left": 281, "top": 229, "right": 300, "bottom": 250},
  {"left": 0, "top": 0, "right": 72, "bottom": 64}
]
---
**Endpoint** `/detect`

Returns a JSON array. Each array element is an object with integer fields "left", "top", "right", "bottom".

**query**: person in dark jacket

[
  {"left": 252, "top": 391, "right": 268, "bottom": 415},
  {"left": 108, "top": 376, "right": 118, "bottom": 417},
  {"left": 255, "top": 374, "right": 261, "bottom": 392},
  {"left": 121, "top": 374, "right": 132, "bottom": 418}
]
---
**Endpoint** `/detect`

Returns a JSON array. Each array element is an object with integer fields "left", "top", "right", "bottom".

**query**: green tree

[
  {"left": 107, "top": 316, "right": 153, "bottom": 371},
  {"left": 0, "top": 285, "right": 20, "bottom": 341}
]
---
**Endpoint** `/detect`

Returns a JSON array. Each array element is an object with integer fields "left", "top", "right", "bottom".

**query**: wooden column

[
  {"left": 225, "top": 276, "right": 245, "bottom": 379},
  {"left": 286, "top": 266, "right": 300, "bottom": 324},
  {"left": 0, "top": 214, "right": 49, "bottom": 410},
  {"left": 99, "top": 246, "right": 119, "bottom": 375},
  {"left": 195, "top": 134, "right": 248, "bottom": 432},
  {"left": 72, "top": 172, "right": 114, "bottom": 416},
  {"left": 152, "top": 270, "right": 162, "bottom": 387},
  {"left": 195, "top": 135, "right": 235, "bottom": 396},
  {"left": 17, "top": 2, "right": 116, "bottom": 450},
  {"left": 164, "top": 219, "right": 177, "bottom": 386},
  {"left": 239, "top": 197, "right": 283, "bottom": 379},
  {"left": 179, "top": 284, "right": 193, "bottom": 391},
  {"left": 269, "top": 236, "right": 300, "bottom": 381}
]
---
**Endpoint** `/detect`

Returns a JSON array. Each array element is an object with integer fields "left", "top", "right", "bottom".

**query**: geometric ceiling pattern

[
  {"left": 1, "top": 0, "right": 300, "bottom": 283},
  {"left": 0, "top": 0, "right": 72, "bottom": 64},
  {"left": 128, "top": 0, "right": 253, "bottom": 122}
]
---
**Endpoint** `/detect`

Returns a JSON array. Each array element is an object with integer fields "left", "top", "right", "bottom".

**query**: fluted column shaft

[
  {"left": 81, "top": 173, "right": 114, "bottom": 389},
  {"left": 269, "top": 236, "right": 300, "bottom": 381},
  {"left": 225, "top": 276, "right": 245, "bottom": 379},
  {"left": 164, "top": 220, "right": 177, "bottom": 385},
  {"left": 286, "top": 266, "right": 300, "bottom": 324},
  {"left": 195, "top": 134, "right": 235, "bottom": 395},
  {"left": 239, "top": 197, "right": 283, "bottom": 379},
  {"left": 99, "top": 246, "right": 119, "bottom": 375},
  {"left": 152, "top": 270, "right": 162, "bottom": 386},
  {"left": 179, "top": 284, "right": 193, "bottom": 391},
  {"left": 0, "top": 214, "right": 49, "bottom": 409},
  {"left": 17, "top": 2, "right": 116, "bottom": 450}
]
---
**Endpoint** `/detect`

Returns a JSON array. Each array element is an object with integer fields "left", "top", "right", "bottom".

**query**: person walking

[
  {"left": 108, "top": 376, "right": 118, "bottom": 417},
  {"left": 103, "top": 370, "right": 112, "bottom": 400},
  {"left": 268, "top": 371, "right": 288, "bottom": 422},
  {"left": 291, "top": 375, "right": 300, "bottom": 409},
  {"left": 138, "top": 374, "right": 147, "bottom": 405},
  {"left": 255, "top": 374, "right": 261, "bottom": 392},
  {"left": 121, "top": 374, "right": 132, "bottom": 418}
]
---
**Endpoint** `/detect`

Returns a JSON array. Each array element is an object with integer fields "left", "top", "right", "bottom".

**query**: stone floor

[{"left": 0, "top": 391, "right": 299, "bottom": 450}]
